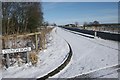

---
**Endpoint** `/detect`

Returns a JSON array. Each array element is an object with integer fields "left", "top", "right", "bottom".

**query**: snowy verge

[
  {"left": 2, "top": 27, "right": 70, "bottom": 78},
  {"left": 39, "top": 42, "right": 72, "bottom": 79}
]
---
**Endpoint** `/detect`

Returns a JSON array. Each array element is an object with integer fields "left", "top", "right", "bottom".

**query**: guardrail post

[{"left": 94, "top": 31, "right": 97, "bottom": 38}]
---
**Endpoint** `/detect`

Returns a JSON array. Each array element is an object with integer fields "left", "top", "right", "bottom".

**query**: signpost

[{"left": 2, "top": 47, "right": 31, "bottom": 67}]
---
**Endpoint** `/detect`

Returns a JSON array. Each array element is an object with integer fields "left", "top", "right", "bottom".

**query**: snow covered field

[
  {"left": 2, "top": 28, "right": 69, "bottom": 78},
  {"left": 52, "top": 27, "right": 119, "bottom": 78}
]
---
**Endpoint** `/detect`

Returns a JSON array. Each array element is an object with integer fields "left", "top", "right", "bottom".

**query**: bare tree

[{"left": 2, "top": 2, "right": 44, "bottom": 35}]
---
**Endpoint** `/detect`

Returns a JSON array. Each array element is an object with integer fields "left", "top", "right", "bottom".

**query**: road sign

[{"left": 2, "top": 47, "right": 31, "bottom": 54}]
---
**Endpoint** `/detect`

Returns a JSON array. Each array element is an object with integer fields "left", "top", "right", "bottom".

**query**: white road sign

[{"left": 2, "top": 47, "right": 31, "bottom": 54}]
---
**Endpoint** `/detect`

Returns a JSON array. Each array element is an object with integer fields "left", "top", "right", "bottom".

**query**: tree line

[
  {"left": 83, "top": 21, "right": 100, "bottom": 27},
  {"left": 2, "top": 2, "right": 43, "bottom": 35}
]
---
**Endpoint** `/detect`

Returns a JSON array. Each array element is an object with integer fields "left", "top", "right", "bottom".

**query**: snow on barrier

[
  {"left": 63, "top": 28, "right": 120, "bottom": 51},
  {"left": 63, "top": 28, "right": 94, "bottom": 39},
  {"left": 61, "top": 27, "right": 120, "bottom": 42},
  {"left": 37, "top": 42, "right": 73, "bottom": 79},
  {"left": 97, "top": 31, "right": 120, "bottom": 42},
  {"left": 69, "top": 64, "right": 120, "bottom": 79}
]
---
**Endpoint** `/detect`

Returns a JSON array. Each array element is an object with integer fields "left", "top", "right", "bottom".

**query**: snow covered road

[{"left": 54, "top": 27, "right": 119, "bottom": 78}]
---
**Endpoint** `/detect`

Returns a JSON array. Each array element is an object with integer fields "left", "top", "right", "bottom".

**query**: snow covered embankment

[{"left": 3, "top": 27, "right": 69, "bottom": 78}]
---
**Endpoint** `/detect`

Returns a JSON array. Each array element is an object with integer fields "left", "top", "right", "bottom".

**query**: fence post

[{"left": 35, "top": 33, "right": 38, "bottom": 51}]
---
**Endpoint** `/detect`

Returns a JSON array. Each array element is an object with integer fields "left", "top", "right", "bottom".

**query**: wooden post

[
  {"left": 39, "top": 34, "right": 42, "bottom": 50},
  {"left": 26, "top": 52, "right": 29, "bottom": 63},
  {"left": 35, "top": 34, "right": 38, "bottom": 51},
  {"left": 41, "top": 31, "right": 44, "bottom": 49},
  {"left": 6, "top": 53, "right": 10, "bottom": 67},
  {"left": 43, "top": 31, "right": 46, "bottom": 49}
]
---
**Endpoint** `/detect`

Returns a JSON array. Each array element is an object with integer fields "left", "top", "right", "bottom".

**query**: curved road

[{"left": 55, "top": 27, "right": 119, "bottom": 78}]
